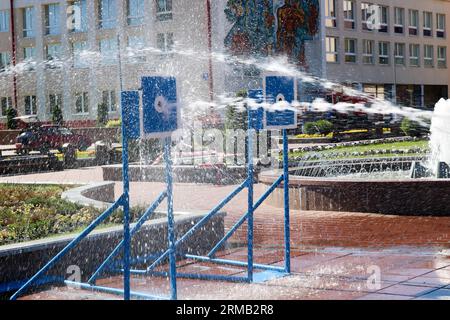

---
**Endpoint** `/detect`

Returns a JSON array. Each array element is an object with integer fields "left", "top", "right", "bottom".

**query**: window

[
  {"left": 438, "top": 46, "right": 446, "bottom": 68},
  {"left": 394, "top": 8, "right": 404, "bottom": 34},
  {"left": 362, "top": 40, "right": 374, "bottom": 64},
  {"left": 0, "top": 10, "right": 9, "bottom": 32},
  {"left": 74, "top": 92, "right": 89, "bottom": 114},
  {"left": 423, "top": 12, "right": 432, "bottom": 37},
  {"left": 157, "top": 33, "right": 174, "bottom": 53},
  {"left": 437, "top": 14, "right": 445, "bottom": 38},
  {"left": 344, "top": 38, "right": 357, "bottom": 63},
  {"left": 343, "top": 0, "right": 355, "bottom": 29},
  {"left": 326, "top": 37, "right": 338, "bottom": 63},
  {"left": 102, "top": 90, "right": 116, "bottom": 112},
  {"left": 409, "top": 10, "right": 419, "bottom": 36},
  {"left": 44, "top": 4, "right": 60, "bottom": 35},
  {"left": 25, "top": 95, "right": 37, "bottom": 115},
  {"left": 99, "top": 38, "right": 118, "bottom": 65},
  {"left": 23, "top": 7, "right": 35, "bottom": 37},
  {"left": 0, "top": 97, "right": 12, "bottom": 117},
  {"left": 127, "top": 36, "right": 146, "bottom": 63},
  {"left": 424, "top": 45, "right": 434, "bottom": 67},
  {"left": 68, "top": 0, "right": 87, "bottom": 32},
  {"left": 378, "top": 42, "right": 389, "bottom": 65},
  {"left": 99, "top": 0, "right": 116, "bottom": 29},
  {"left": 156, "top": 0, "right": 173, "bottom": 21},
  {"left": 72, "top": 41, "right": 88, "bottom": 68},
  {"left": 24, "top": 46, "right": 35, "bottom": 60},
  {"left": 394, "top": 43, "right": 405, "bottom": 65},
  {"left": 46, "top": 43, "right": 62, "bottom": 60},
  {"left": 48, "top": 93, "right": 62, "bottom": 114},
  {"left": 409, "top": 44, "right": 420, "bottom": 67},
  {"left": 378, "top": 6, "right": 388, "bottom": 33},
  {"left": 361, "top": 3, "right": 373, "bottom": 31},
  {"left": 127, "top": 0, "right": 144, "bottom": 26},
  {"left": 0, "top": 52, "right": 11, "bottom": 72},
  {"left": 45, "top": 43, "right": 62, "bottom": 68}
]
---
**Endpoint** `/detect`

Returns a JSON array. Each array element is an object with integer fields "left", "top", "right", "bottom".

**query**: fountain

[{"left": 261, "top": 98, "right": 450, "bottom": 216}]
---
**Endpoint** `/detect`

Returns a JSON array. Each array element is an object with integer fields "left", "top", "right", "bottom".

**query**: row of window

[
  {"left": 326, "top": 0, "right": 446, "bottom": 38},
  {"left": 0, "top": 32, "right": 174, "bottom": 71},
  {"left": 326, "top": 37, "right": 447, "bottom": 68},
  {"left": 0, "top": 0, "right": 172, "bottom": 36},
  {"left": 0, "top": 91, "right": 118, "bottom": 117}
]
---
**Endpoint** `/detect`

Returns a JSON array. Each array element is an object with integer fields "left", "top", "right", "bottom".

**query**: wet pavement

[
  {"left": 20, "top": 246, "right": 450, "bottom": 300},
  {"left": 1, "top": 167, "right": 450, "bottom": 299}
]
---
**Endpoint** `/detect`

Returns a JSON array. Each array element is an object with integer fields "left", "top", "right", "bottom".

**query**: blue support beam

[
  {"left": 164, "top": 137, "right": 177, "bottom": 300},
  {"left": 88, "top": 191, "right": 167, "bottom": 284},
  {"left": 10, "top": 198, "right": 123, "bottom": 300},
  {"left": 207, "top": 174, "right": 284, "bottom": 258},
  {"left": 283, "top": 129, "right": 291, "bottom": 273}
]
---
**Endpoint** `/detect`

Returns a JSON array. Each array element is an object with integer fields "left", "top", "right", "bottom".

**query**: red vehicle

[{"left": 16, "top": 125, "right": 92, "bottom": 155}]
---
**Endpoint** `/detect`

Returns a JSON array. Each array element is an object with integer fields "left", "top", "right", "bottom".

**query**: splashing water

[{"left": 428, "top": 98, "right": 450, "bottom": 174}]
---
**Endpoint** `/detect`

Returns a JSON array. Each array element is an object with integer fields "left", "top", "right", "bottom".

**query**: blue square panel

[
  {"left": 265, "top": 76, "right": 295, "bottom": 103},
  {"left": 141, "top": 76, "right": 178, "bottom": 138},
  {"left": 266, "top": 109, "right": 297, "bottom": 129}
]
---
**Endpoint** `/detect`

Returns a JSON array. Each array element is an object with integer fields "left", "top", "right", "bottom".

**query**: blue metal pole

[
  {"left": 207, "top": 174, "right": 284, "bottom": 258},
  {"left": 88, "top": 191, "right": 167, "bottom": 284},
  {"left": 121, "top": 100, "right": 131, "bottom": 301},
  {"left": 65, "top": 281, "right": 168, "bottom": 300},
  {"left": 283, "top": 129, "right": 291, "bottom": 273},
  {"left": 183, "top": 254, "right": 285, "bottom": 272},
  {"left": 144, "top": 180, "right": 248, "bottom": 273},
  {"left": 247, "top": 109, "right": 254, "bottom": 283},
  {"left": 164, "top": 137, "right": 177, "bottom": 300},
  {"left": 10, "top": 199, "right": 122, "bottom": 300}
]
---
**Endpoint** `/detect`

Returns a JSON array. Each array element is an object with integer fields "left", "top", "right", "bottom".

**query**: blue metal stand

[
  {"left": 10, "top": 96, "right": 178, "bottom": 301},
  {"left": 129, "top": 106, "right": 293, "bottom": 285},
  {"left": 10, "top": 90, "right": 293, "bottom": 300}
]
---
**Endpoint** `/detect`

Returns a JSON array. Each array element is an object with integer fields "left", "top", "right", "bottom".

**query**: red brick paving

[{"left": 2, "top": 167, "right": 450, "bottom": 300}]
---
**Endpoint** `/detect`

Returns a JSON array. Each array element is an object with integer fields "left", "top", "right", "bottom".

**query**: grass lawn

[
  {"left": 289, "top": 139, "right": 429, "bottom": 160},
  {"left": 0, "top": 184, "right": 152, "bottom": 246}
]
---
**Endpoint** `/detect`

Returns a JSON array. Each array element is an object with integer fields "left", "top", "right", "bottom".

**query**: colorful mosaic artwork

[{"left": 224, "top": 0, "right": 320, "bottom": 66}]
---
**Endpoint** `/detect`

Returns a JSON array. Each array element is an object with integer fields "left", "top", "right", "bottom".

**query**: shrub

[
  {"left": 303, "top": 120, "right": 334, "bottom": 135},
  {"left": 97, "top": 103, "right": 109, "bottom": 127},
  {"left": 0, "top": 184, "right": 154, "bottom": 246},
  {"left": 51, "top": 104, "right": 63, "bottom": 125},
  {"left": 6, "top": 107, "right": 18, "bottom": 129},
  {"left": 400, "top": 118, "right": 425, "bottom": 137},
  {"left": 225, "top": 90, "right": 247, "bottom": 131},
  {"left": 106, "top": 119, "right": 121, "bottom": 128}
]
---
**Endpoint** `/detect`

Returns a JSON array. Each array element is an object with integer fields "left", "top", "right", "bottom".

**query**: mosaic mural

[{"left": 224, "top": 0, "right": 320, "bottom": 66}]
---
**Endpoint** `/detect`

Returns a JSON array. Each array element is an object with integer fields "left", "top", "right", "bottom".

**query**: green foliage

[
  {"left": 97, "top": 103, "right": 109, "bottom": 127},
  {"left": 0, "top": 184, "right": 154, "bottom": 246},
  {"left": 400, "top": 117, "right": 426, "bottom": 137},
  {"left": 106, "top": 118, "right": 121, "bottom": 128},
  {"left": 6, "top": 107, "right": 18, "bottom": 129},
  {"left": 304, "top": 120, "right": 334, "bottom": 135},
  {"left": 225, "top": 90, "right": 247, "bottom": 131},
  {"left": 51, "top": 104, "right": 63, "bottom": 125}
]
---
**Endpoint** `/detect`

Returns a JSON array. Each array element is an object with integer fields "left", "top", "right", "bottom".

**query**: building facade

[
  {"left": 0, "top": 0, "right": 449, "bottom": 129},
  {"left": 323, "top": 0, "right": 450, "bottom": 107}
]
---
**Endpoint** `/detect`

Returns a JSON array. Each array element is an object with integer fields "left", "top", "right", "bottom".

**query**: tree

[
  {"left": 225, "top": 89, "right": 247, "bottom": 131},
  {"left": 6, "top": 108, "right": 18, "bottom": 129},
  {"left": 97, "top": 103, "right": 109, "bottom": 127},
  {"left": 51, "top": 104, "right": 63, "bottom": 125}
]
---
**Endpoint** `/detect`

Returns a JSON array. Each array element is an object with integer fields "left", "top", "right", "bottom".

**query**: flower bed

[{"left": 0, "top": 184, "right": 148, "bottom": 246}]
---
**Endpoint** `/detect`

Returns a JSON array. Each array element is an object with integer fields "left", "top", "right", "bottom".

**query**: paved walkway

[
  {"left": 1, "top": 167, "right": 450, "bottom": 248},
  {"left": 2, "top": 167, "right": 450, "bottom": 300},
  {"left": 21, "top": 246, "right": 450, "bottom": 300}
]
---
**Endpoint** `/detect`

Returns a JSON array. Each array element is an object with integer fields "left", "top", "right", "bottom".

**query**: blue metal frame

[
  {"left": 10, "top": 89, "right": 178, "bottom": 301},
  {"left": 9, "top": 85, "right": 293, "bottom": 300},
  {"left": 129, "top": 105, "right": 293, "bottom": 285}
]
